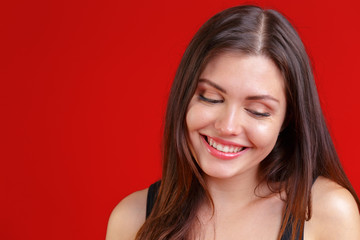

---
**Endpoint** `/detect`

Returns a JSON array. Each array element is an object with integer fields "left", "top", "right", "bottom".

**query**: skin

[
  {"left": 186, "top": 52, "right": 287, "bottom": 182},
  {"left": 185, "top": 53, "right": 287, "bottom": 239},
  {"left": 106, "top": 53, "right": 360, "bottom": 240}
]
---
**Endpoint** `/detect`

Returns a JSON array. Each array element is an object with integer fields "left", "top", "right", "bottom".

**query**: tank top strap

[
  {"left": 281, "top": 176, "right": 319, "bottom": 240},
  {"left": 146, "top": 180, "right": 161, "bottom": 219},
  {"left": 281, "top": 215, "right": 302, "bottom": 240}
]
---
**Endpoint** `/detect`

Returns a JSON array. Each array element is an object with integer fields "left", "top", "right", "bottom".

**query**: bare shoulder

[
  {"left": 305, "top": 176, "right": 360, "bottom": 240},
  {"left": 106, "top": 188, "right": 148, "bottom": 240}
]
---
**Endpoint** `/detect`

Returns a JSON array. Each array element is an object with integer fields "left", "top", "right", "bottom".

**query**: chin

[{"left": 199, "top": 161, "right": 260, "bottom": 181}]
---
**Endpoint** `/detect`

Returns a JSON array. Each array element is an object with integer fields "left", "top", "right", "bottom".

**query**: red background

[{"left": 1, "top": 0, "right": 359, "bottom": 239}]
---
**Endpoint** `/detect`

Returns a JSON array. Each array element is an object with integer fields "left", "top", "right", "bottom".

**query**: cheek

[
  {"left": 186, "top": 103, "right": 216, "bottom": 131},
  {"left": 185, "top": 107, "right": 198, "bottom": 131},
  {"left": 246, "top": 121, "right": 281, "bottom": 150}
]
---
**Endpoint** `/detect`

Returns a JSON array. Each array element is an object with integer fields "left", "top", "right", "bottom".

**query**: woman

[{"left": 106, "top": 5, "right": 360, "bottom": 240}]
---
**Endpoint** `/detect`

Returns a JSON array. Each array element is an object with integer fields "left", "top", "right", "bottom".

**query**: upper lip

[{"left": 202, "top": 134, "right": 247, "bottom": 148}]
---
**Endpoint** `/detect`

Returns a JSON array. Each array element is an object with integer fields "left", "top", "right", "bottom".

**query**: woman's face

[{"left": 186, "top": 52, "right": 287, "bottom": 180}]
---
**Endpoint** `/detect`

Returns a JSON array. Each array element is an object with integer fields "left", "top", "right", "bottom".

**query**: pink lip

[{"left": 201, "top": 135, "right": 248, "bottom": 160}]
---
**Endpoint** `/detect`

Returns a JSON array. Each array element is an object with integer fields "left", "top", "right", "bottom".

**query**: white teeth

[{"left": 207, "top": 137, "right": 244, "bottom": 153}]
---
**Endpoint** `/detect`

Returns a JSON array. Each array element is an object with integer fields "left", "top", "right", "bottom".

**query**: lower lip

[{"left": 201, "top": 136, "right": 248, "bottom": 160}]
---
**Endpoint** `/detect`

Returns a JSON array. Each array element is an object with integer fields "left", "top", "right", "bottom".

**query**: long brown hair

[{"left": 136, "top": 5, "right": 360, "bottom": 240}]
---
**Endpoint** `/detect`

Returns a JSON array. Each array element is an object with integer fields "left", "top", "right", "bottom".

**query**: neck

[{"left": 204, "top": 168, "right": 269, "bottom": 210}]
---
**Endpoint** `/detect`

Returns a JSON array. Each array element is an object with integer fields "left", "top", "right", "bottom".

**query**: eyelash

[
  {"left": 245, "top": 108, "right": 271, "bottom": 117},
  {"left": 198, "top": 94, "right": 224, "bottom": 104},
  {"left": 199, "top": 94, "right": 270, "bottom": 118}
]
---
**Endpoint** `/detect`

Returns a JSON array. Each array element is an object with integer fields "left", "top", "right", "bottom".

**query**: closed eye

[
  {"left": 199, "top": 94, "right": 224, "bottom": 104},
  {"left": 245, "top": 108, "right": 271, "bottom": 117}
]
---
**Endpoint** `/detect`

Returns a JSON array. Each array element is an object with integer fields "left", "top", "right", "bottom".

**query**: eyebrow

[
  {"left": 199, "top": 78, "right": 279, "bottom": 103},
  {"left": 198, "top": 78, "right": 227, "bottom": 93},
  {"left": 246, "top": 95, "right": 279, "bottom": 103}
]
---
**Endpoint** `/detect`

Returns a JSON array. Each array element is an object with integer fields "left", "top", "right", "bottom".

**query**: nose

[{"left": 214, "top": 105, "right": 243, "bottom": 136}]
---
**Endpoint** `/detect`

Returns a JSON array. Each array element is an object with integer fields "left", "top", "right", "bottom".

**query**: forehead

[{"left": 199, "top": 52, "right": 285, "bottom": 99}]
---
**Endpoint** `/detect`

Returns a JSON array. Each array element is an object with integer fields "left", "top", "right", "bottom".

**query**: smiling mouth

[{"left": 203, "top": 135, "right": 247, "bottom": 153}]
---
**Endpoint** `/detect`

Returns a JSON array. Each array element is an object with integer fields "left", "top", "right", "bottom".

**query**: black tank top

[{"left": 146, "top": 181, "right": 302, "bottom": 240}]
